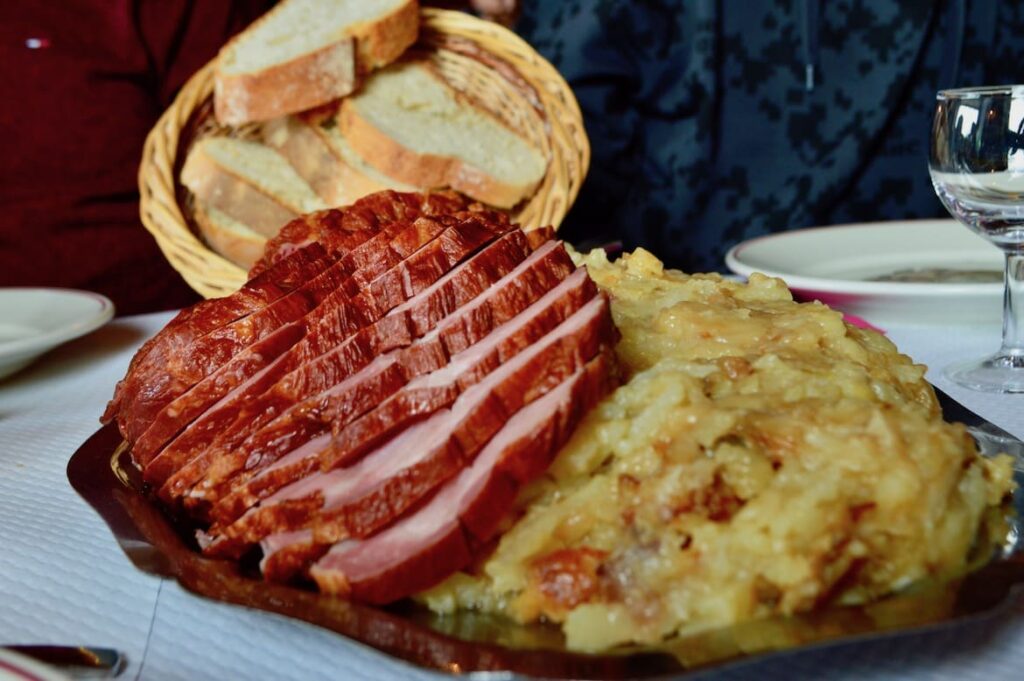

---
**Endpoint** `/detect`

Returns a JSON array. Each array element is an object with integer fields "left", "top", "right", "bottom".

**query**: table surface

[{"left": 1, "top": 310, "right": 1022, "bottom": 681}]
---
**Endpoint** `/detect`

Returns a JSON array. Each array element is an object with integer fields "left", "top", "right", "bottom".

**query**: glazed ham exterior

[
  {"left": 198, "top": 240, "right": 581, "bottom": 526},
  {"left": 102, "top": 243, "right": 334, "bottom": 443},
  {"left": 104, "top": 190, "right": 619, "bottom": 604},
  {"left": 253, "top": 189, "right": 481, "bottom": 275},
  {"left": 144, "top": 213, "right": 513, "bottom": 493},
  {"left": 310, "top": 353, "right": 615, "bottom": 603},
  {"left": 201, "top": 270, "right": 605, "bottom": 560}
]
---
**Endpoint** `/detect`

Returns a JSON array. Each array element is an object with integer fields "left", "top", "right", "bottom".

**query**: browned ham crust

[
  {"left": 102, "top": 243, "right": 332, "bottom": 442},
  {"left": 104, "top": 190, "right": 618, "bottom": 604},
  {"left": 198, "top": 240, "right": 579, "bottom": 528},
  {"left": 252, "top": 189, "right": 483, "bottom": 275},
  {"left": 154, "top": 213, "right": 513, "bottom": 504},
  {"left": 205, "top": 293, "right": 614, "bottom": 569},
  {"left": 310, "top": 352, "right": 615, "bottom": 604}
]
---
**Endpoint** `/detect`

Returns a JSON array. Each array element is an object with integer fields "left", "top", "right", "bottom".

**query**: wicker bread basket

[{"left": 138, "top": 8, "right": 589, "bottom": 299}]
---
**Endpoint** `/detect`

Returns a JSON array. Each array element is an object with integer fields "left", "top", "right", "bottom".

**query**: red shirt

[{"left": 0, "top": 1, "right": 272, "bottom": 315}]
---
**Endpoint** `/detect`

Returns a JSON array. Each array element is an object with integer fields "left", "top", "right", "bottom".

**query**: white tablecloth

[{"left": 1, "top": 311, "right": 1022, "bottom": 681}]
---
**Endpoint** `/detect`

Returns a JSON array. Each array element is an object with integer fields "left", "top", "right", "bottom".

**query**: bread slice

[
  {"left": 262, "top": 114, "right": 415, "bottom": 207},
  {"left": 181, "top": 137, "right": 327, "bottom": 237},
  {"left": 262, "top": 115, "right": 349, "bottom": 206},
  {"left": 317, "top": 122, "right": 418, "bottom": 201},
  {"left": 214, "top": 0, "right": 419, "bottom": 125},
  {"left": 338, "top": 60, "right": 548, "bottom": 208},
  {"left": 193, "top": 202, "right": 268, "bottom": 270}
]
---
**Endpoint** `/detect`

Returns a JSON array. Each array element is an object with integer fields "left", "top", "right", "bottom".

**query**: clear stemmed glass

[{"left": 929, "top": 85, "right": 1024, "bottom": 393}]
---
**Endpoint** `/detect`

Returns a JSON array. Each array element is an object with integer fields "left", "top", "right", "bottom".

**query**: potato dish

[{"left": 421, "top": 247, "right": 1015, "bottom": 652}]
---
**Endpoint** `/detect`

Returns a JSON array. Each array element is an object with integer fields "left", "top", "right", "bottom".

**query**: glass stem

[{"left": 1000, "top": 249, "right": 1024, "bottom": 357}]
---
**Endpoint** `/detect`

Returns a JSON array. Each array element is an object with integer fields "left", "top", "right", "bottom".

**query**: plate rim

[
  {"left": 0, "top": 287, "right": 115, "bottom": 357},
  {"left": 725, "top": 219, "right": 1004, "bottom": 297}
]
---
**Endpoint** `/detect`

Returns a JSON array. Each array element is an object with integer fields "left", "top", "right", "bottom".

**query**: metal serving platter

[{"left": 67, "top": 390, "right": 1024, "bottom": 679}]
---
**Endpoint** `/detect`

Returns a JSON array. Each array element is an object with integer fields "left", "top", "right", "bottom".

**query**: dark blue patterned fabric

[{"left": 517, "top": 0, "right": 1024, "bottom": 273}]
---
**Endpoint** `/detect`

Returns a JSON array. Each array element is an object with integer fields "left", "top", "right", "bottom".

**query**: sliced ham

[
  {"left": 125, "top": 214, "right": 462, "bottom": 466},
  {"left": 151, "top": 215, "right": 515, "bottom": 500},
  {"left": 125, "top": 207, "right": 507, "bottom": 468},
  {"left": 130, "top": 322, "right": 308, "bottom": 466},
  {"left": 205, "top": 294, "right": 615, "bottom": 568},
  {"left": 196, "top": 241, "right": 582, "bottom": 526},
  {"left": 131, "top": 216, "right": 454, "bottom": 469},
  {"left": 317, "top": 266, "right": 598, "bottom": 472},
  {"left": 103, "top": 243, "right": 332, "bottom": 442},
  {"left": 254, "top": 190, "right": 477, "bottom": 274},
  {"left": 123, "top": 264, "right": 349, "bottom": 462},
  {"left": 118, "top": 216, "right": 440, "bottom": 453},
  {"left": 106, "top": 190, "right": 619, "bottom": 605},
  {"left": 308, "top": 352, "right": 614, "bottom": 603}
]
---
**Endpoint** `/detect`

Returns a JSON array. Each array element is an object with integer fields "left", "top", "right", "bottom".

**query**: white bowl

[
  {"left": 725, "top": 219, "right": 1003, "bottom": 326},
  {"left": 0, "top": 288, "right": 114, "bottom": 380}
]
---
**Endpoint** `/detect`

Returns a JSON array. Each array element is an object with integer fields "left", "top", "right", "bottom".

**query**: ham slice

[
  {"left": 144, "top": 215, "right": 514, "bottom": 491},
  {"left": 152, "top": 220, "right": 522, "bottom": 505},
  {"left": 125, "top": 264, "right": 348, "bottom": 463},
  {"left": 124, "top": 206, "right": 510, "bottom": 474},
  {"left": 197, "top": 241, "right": 582, "bottom": 527},
  {"left": 254, "top": 190, "right": 481, "bottom": 274},
  {"left": 318, "top": 266, "right": 597, "bottom": 472},
  {"left": 206, "top": 294, "right": 615, "bottom": 568},
  {"left": 309, "top": 352, "right": 614, "bottom": 603},
  {"left": 103, "top": 243, "right": 332, "bottom": 443},
  {"left": 131, "top": 215, "right": 456, "bottom": 468},
  {"left": 122, "top": 214, "right": 455, "bottom": 454},
  {"left": 129, "top": 322, "right": 309, "bottom": 466},
  {"left": 105, "top": 190, "right": 619, "bottom": 604}
]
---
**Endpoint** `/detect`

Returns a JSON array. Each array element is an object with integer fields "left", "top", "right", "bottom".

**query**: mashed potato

[{"left": 421, "top": 248, "right": 1015, "bottom": 652}]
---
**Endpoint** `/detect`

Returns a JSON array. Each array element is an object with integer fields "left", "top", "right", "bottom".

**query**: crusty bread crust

[
  {"left": 337, "top": 67, "right": 544, "bottom": 209},
  {"left": 262, "top": 117, "right": 348, "bottom": 206},
  {"left": 263, "top": 115, "right": 414, "bottom": 207},
  {"left": 350, "top": 0, "right": 420, "bottom": 73},
  {"left": 312, "top": 126, "right": 415, "bottom": 203},
  {"left": 215, "top": 41, "right": 356, "bottom": 126},
  {"left": 193, "top": 203, "right": 268, "bottom": 269},
  {"left": 181, "top": 145, "right": 297, "bottom": 237},
  {"left": 213, "top": 0, "right": 420, "bottom": 126}
]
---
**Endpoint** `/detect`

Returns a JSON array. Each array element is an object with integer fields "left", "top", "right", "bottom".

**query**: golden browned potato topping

[{"left": 421, "top": 248, "right": 1015, "bottom": 652}]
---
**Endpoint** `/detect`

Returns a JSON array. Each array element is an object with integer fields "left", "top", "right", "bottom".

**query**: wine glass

[{"left": 929, "top": 85, "right": 1024, "bottom": 393}]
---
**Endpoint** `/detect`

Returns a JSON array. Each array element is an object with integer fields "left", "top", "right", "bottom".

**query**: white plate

[
  {"left": 0, "top": 648, "right": 70, "bottom": 681},
  {"left": 0, "top": 288, "right": 114, "bottom": 380},
  {"left": 725, "top": 219, "right": 1004, "bottom": 325}
]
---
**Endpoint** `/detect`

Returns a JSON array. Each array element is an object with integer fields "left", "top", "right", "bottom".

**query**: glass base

[{"left": 943, "top": 351, "right": 1024, "bottom": 393}]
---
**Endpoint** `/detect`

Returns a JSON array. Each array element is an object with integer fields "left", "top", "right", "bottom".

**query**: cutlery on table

[{"left": 1, "top": 645, "right": 125, "bottom": 678}]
